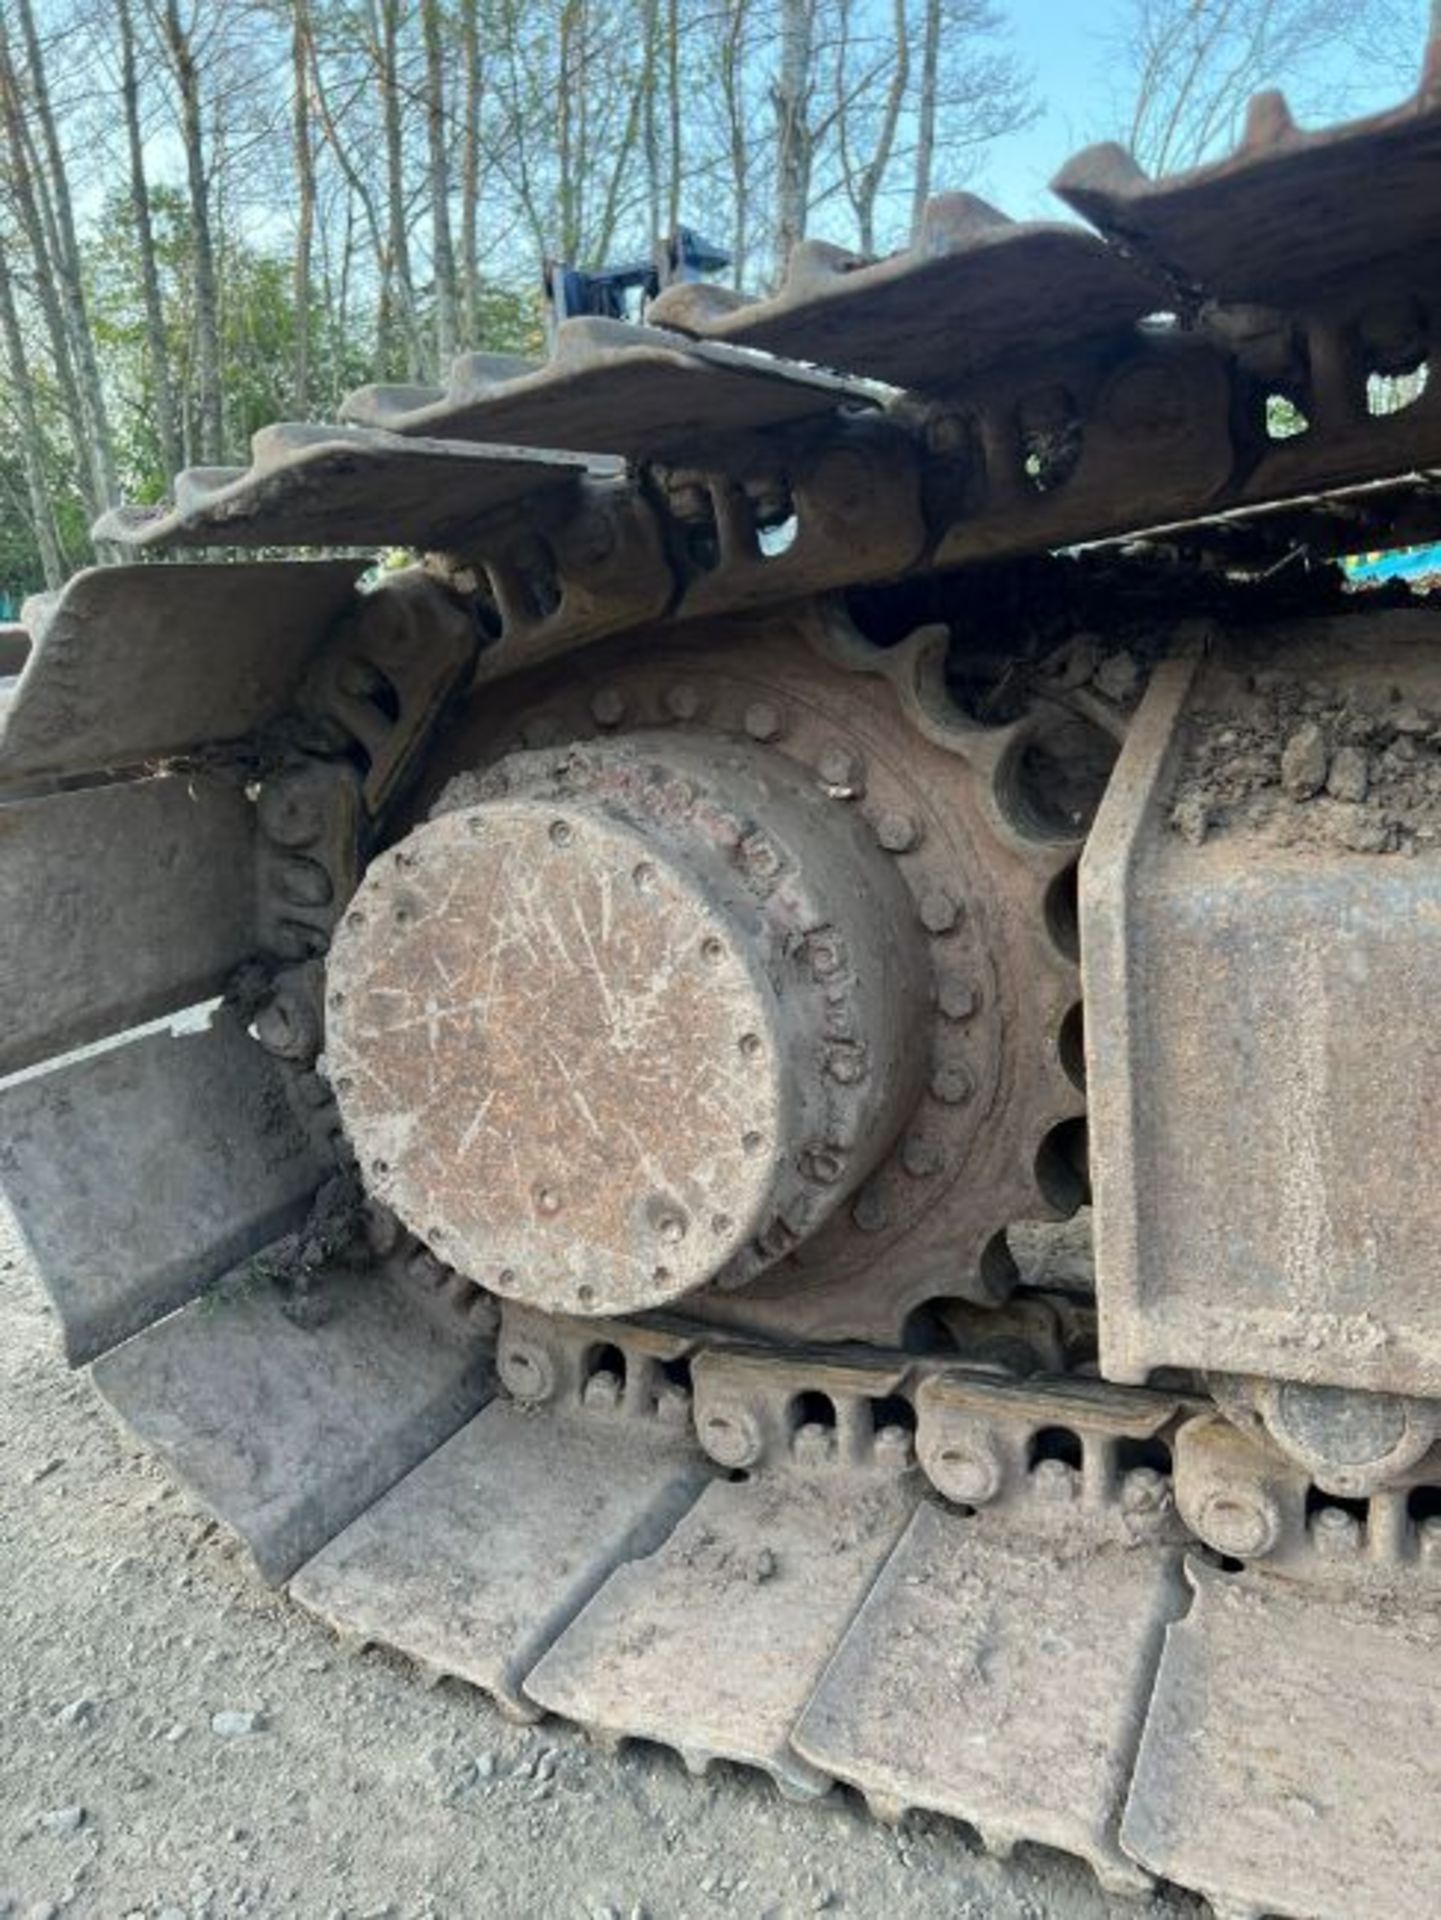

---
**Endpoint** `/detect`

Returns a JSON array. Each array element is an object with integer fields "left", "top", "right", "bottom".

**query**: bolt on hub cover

[{"left": 325, "top": 734, "right": 931, "bottom": 1316}]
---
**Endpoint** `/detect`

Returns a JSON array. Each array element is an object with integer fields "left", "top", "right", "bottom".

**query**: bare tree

[
  {"left": 421, "top": 0, "right": 457, "bottom": 366},
  {"left": 0, "top": 227, "right": 64, "bottom": 585},
  {"left": 14, "top": 0, "right": 117, "bottom": 506},
  {"left": 1114, "top": 0, "right": 1373, "bottom": 175},
  {"left": 117, "top": 0, "right": 181, "bottom": 478},
  {"left": 156, "top": 0, "right": 225, "bottom": 459},
  {"left": 290, "top": 0, "right": 317, "bottom": 413}
]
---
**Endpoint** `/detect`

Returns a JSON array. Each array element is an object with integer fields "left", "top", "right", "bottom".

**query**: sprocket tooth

[{"left": 290, "top": 1397, "right": 707, "bottom": 1721}]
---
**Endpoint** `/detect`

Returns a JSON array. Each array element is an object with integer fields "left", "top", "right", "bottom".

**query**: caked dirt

[
  {"left": 1171, "top": 667, "right": 1441, "bottom": 854},
  {"left": 0, "top": 1202, "right": 1197, "bottom": 1920}
]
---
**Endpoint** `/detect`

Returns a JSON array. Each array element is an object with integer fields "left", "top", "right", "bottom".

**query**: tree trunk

[
  {"left": 376, "top": 0, "right": 422, "bottom": 379},
  {"left": 162, "top": 0, "right": 225, "bottom": 461},
  {"left": 666, "top": 0, "right": 681, "bottom": 230},
  {"left": 0, "top": 36, "right": 91, "bottom": 513},
  {"left": 16, "top": 0, "right": 117, "bottom": 509},
  {"left": 118, "top": 0, "right": 181, "bottom": 480},
  {"left": 459, "top": 0, "right": 482, "bottom": 342},
  {"left": 772, "top": 0, "right": 813, "bottom": 277},
  {"left": 0, "top": 231, "right": 65, "bottom": 588},
  {"left": 291, "top": 0, "right": 316, "bottom": 415},
  {"left": 721, "top": 0, "right": 750, "bottom": 285},
  {"left": 422, "top": 0, "right": 458, "bottom": 368},
  {"left": 909, "top": 0, "right": 941, "bottom": 242}
]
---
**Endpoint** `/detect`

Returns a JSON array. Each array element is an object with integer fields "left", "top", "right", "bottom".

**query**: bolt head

[
  {"left": 807, "top": 933, "right": 845, "bottom": 980},
  {"left": 590, "top": 687, "right": 626, "bottom": 727},
  {"left": 873, "top": 1423, "right": 915, "bottom": 1469},
  {"left": 1312, "top": 1505, "right": 1362, "bottom": 1558},
  {"left": 654, "top": 1382, "right": 692, "bottom": 1427},
  {"left": 700, "top": 1403, "right": 763, "bottom": 1470},
  {"left": 817, "top": 746, "right": 866, "bottom": 798},
  {"left": 930, "top": 1063, "right": 974, "bottom": 1107},
  {"left": 1121, "top": 1466, "right": 1169, "bottom": 1512},
  {"left": 257, "top": 782, "right": 325, "bottom": 849},
  {"left": 799, "top": 1144, "right": 845, "bottom": 1186},
  {"left": 499, "top": 1339, "right": 558, "bottom": 1405},
  {"left": 919, "top": 888, "right": 959, "bottom": 935},
  {"left": 665, "top": 682, "right": 702, "bottom": 721},
  {"left": 851, "top": 1184, "right": 890, "bottom": 1233},
  {"left": 740, "top": 832, "right": 782, "bottom": 880},
  {"left": 742, "top": 700, "right": 784, "bottom": 743},
  {"left": 1031, "top": 1457, "right": 1080, "bottom": 1504},
  {"left": 253, "top": 992, "right": 319, "bottom": 1063},
  {"left": 901, "top": 1131, "right": 944, "bottom": 1178},
  {"left": 792, "top": 1422, "right": 837, "bottom": 1467},
  {"left": 937, "top": 975, "right": 979, "bottom": 1022},
  {"left": 826, "top": 1046, "right": 866, "bottom": 1086},
  {"left": 874, "top": 809, "right": 919, "bottom": 853},
  {"left": 582, "top": 1369, "right": 624, "bottom": 1412},
  {"left": 1195, "top": 1487, "right": 1280, "bottom": 1560},
  {"left": 922, "top": 1428, "right": 1002, "bottom": 1504}
]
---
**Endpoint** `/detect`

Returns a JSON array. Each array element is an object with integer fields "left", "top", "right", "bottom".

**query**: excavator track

[{"left": 8, "top": 50, "right": 1441, "bottom": 1920}]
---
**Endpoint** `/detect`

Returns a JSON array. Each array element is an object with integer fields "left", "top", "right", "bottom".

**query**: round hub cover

[{"left": 326, "top": 734, "right": 930, "bottom": 1315}]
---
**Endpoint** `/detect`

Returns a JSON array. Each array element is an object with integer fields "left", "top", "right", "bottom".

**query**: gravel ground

[{"left": 0, "top": 1201, "right": 1196, "bottom": 1920}]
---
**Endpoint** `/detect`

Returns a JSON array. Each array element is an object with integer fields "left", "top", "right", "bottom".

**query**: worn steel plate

[
  {"left": 1083, "top": 632, "right": 1441, "bottom": 1398},
  {"left": 1056, "top": 63, "right": 1441, "bottom": 305},
  {"left": 94, "top": 1265, "right": 493, "bottom": 1584},
  {"left": 96, "top": 425, "right": 601, "bottom": 552},
  {"left": 292, "top": 1401, "right": 707, "bottom": 1716},
  {"left": 648, "top": 197, "right": 1156, "bottom": 390},
  {"left": 0, "top": 775, "right": 257, "bottom": 1075},
  {"left": 526, "top": 1470, "right": 918, "bottom": 1794},
  {"left": 0, "top": 559, "right": 362, "bottom": 783},
  {"left": 1122, "top": 1559, "right": 1441, "bottom": 1919},
  {"left": 0, "top": 1010, "right": 323, "bottom": 1364},
  {"left": 341, "top": 317, "right": 873, "bottom": 458},
  {"left": 793, "top": 1501, "right": 1183, "bottom": 1889}
]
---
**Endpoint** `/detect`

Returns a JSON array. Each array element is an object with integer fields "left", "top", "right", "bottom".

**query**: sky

[{"left": 974, "top": 0, "right": 1430, "bottom": 220}]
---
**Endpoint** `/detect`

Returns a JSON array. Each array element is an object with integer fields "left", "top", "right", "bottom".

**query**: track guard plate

[
  {"left": 793, "top": 1500, "right": 1183, "bottom": 1891},
  {"left": 1082, "top": 622, "right": 1441, "bottom": 1398},
  {"left": 291, "top": 1399, "right": 708, "bottom": 1720},
  {"left": 1122, "top": 1557, "right": 1441, "bottom": 1920},
  {"left": 93, "top": 1266, "right": 493, "bottom": 1584},
  {"left": 525, "top": 1468, "right": 919, "bottom": 1796}
]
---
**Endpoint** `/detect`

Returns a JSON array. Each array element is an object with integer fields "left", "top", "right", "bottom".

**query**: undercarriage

[{"left": 7, "top": 53, "right": 1441, "bottom": 1920}]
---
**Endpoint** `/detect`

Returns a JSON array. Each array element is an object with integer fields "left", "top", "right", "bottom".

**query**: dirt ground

[{"left": 0, "top": 1201, "right": 1196, "bottom": 1920}]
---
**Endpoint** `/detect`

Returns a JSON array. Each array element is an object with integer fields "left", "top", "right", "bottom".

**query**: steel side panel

[
  {"left": 0, "top": 1012, "right": 322, "bottom": 1365},
  {"left": 0, "top": 559, "right": 362, "bottom": 783},
  {"left": 291, "top": 1401, "right": 708, "bottom": 1714},
  {"left": 1121, "top": 1560, "right": 1441, "bottom": 1920},
  {"left": 524, "top": 1470, "right": 918, "bottom": 1794},
  {"left": 93, "top": 1268, "right": 494, "bottom": 1585},
  {"left": 1083, "top": 652, "right": 1441, "bottom": 1397},
  {"left": 792, "top": 1501, "right": 1183, "bottom": 1888},
  {"left": 0, "top": 776, "right": 257, "bottom": 1075}
]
